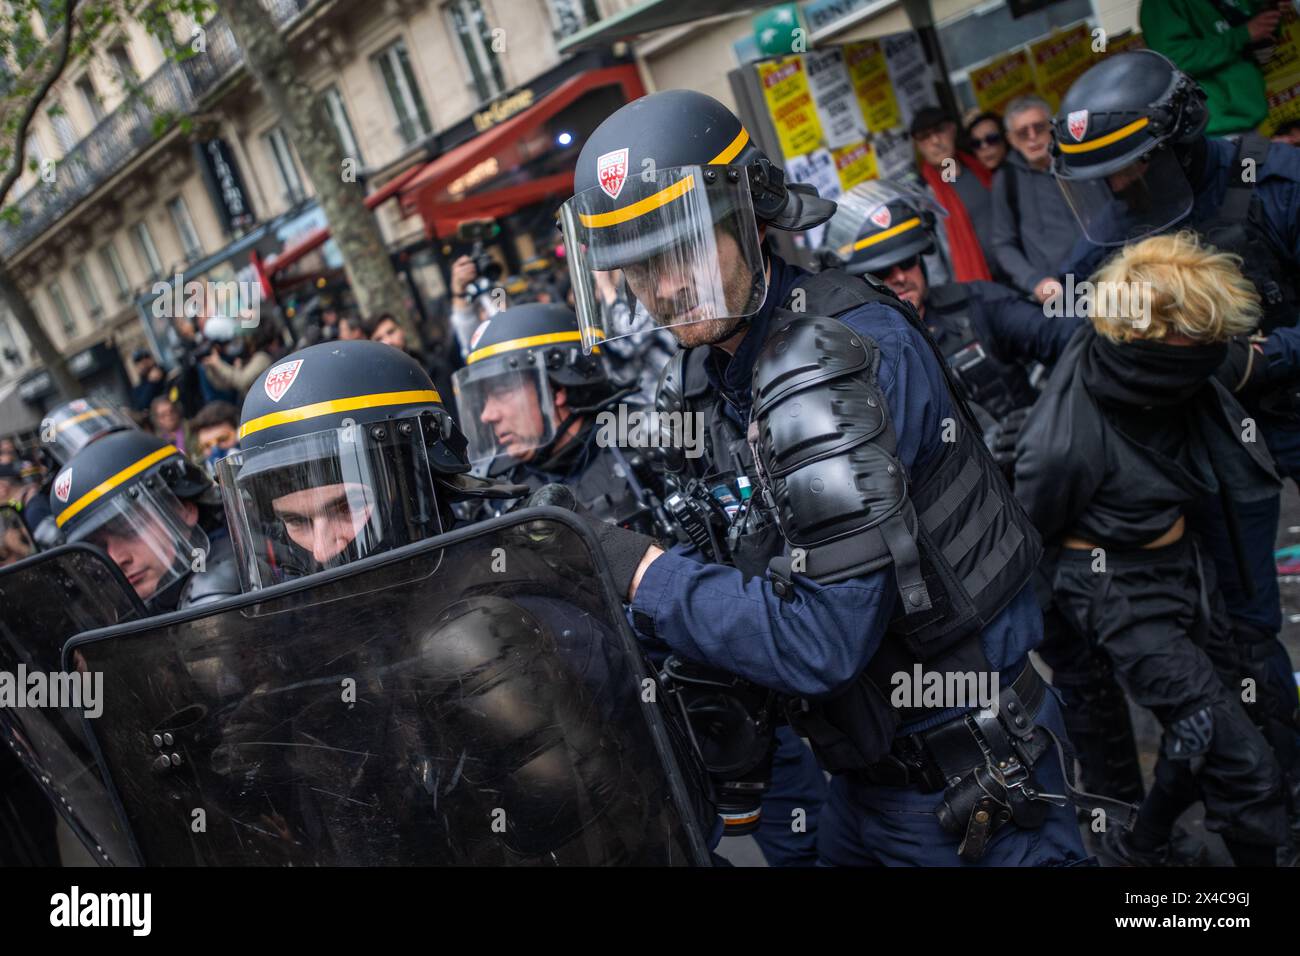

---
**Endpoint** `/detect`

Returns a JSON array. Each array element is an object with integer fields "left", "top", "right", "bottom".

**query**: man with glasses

[
  {"left": 990, "top": 95, "right": 1085, "bottom": 303},
  {"left": 910, "top": 106, "right": 997, "bottom": 282}
]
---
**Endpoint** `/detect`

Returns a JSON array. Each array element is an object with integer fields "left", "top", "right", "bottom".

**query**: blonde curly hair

[{"left": 1089, "top": 231, "right": 1261, "bottom": 344}]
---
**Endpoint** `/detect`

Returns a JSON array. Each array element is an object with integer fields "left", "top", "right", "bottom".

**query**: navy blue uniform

[{"left": 631, "top": 257, "right": 1087, "bottom": 866}]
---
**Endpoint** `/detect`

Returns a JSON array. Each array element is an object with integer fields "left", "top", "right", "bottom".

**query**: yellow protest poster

[
  {"left": 970, "top": 50, "right": 1037, "bottom": 116},
  {"left": 1263, "top": 7, "right": 1300, "bottom": 134},
  {"left": 757, "top": 56, "right": 825, "bottom": 159},
  {"left": 1030, "top": 23, "right": 1096, "bottom": 112},
  {"left": 844, "top": 40, "right": 901, "bottom": 133},
  {"left": 832, "top": 140, "right": 878, "bottom": 191}
]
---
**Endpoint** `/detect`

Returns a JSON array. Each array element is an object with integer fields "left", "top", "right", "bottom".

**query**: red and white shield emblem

[
  {"left": 1067, "top": 109, "right": 1089, "bottom": 142},
  {"left": 869, "top": 205, "right": 892, "bottom": 230},
  {"left": 68, "top": 399, "right": 88, "bottom": 413},
  {"left": 597, "top": 148, "right": 629, "bottom": 200},
  {"left": 54, "top": 469, "right": 73, "bottom": 503},
  {"left": 469, "top": 320, "right": 490, "bottom": 351},
  {"left": 263, "top": 359, "right": 303, "bottom": 404}
]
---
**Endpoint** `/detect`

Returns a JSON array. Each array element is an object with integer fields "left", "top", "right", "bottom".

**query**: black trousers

[{"left": 1052, "top": 538, "right": 1287, "bottom": 848}]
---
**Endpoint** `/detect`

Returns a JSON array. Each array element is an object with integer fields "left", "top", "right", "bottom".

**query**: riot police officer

[
  {"left": 558, "top": 89, "right": 1095, "bottom": 865},
  {"left": 451, "top": 302, "right": 663, "bottom": 534},
  {"left": 208, "top": 339, "right": 711, "bottom": 864},
  {"left": 1054, "top": 49, "right": 1300, "bottom": 853},
  {"left": 453, "top": 302, "right": 828, "bottom": 867},
  {"left": 48, "top": 429, "right": 239, "bottom": 611}
]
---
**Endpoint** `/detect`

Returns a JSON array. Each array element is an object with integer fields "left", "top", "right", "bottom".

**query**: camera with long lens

[
  {"left": 661, "top": 656, "right": 779, "bottom": 837},
  {"left": 455, "top": 219, "right": 504, "bottom": 299}
]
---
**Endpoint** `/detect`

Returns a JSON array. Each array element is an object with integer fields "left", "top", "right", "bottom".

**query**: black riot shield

[
  {"left": 0, "top": 504, "right": 36, "bottom": 568},
  {"left": 68, "top": 508, "right": 713, "bottom": 866},
  {"left": 0, "top": 544, "right": 147, "bottom": 865}
]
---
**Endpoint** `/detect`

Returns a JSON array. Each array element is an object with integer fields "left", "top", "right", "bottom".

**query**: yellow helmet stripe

[
  {"left": 1056, "top": 117, "right": 1150, "bottom": 154},
  {"left": 466, "top": 330, "right": 602, "bottom": 365},
  {"left": 56, "top": 445, "right": 179, "bottom": 528},
  {"left": 55, "top": 408, "right": 112, "bottom": 433},
  {"left": 237, "top": 389, "right": 441, "bottom": 441},
  {"left": 709, "top": 127, "right": 750, "bottom": 165},
  {"left": 578, "top": 174, "right": 696, "bottom": 229},
  {"left": 840, "top": 217, "right": 923, "bottom": 255}
]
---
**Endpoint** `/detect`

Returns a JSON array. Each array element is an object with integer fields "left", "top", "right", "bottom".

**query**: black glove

[
  {"left": 982, "top": 407, "right": 1030, "bottom": 472},
  {"left": 520, "top": 483, "right": 655, "bottom": 600}
]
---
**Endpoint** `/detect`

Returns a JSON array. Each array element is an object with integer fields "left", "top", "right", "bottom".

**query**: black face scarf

[{"left": 1079, "top": 333, "right": 1228, "bottom": 409}]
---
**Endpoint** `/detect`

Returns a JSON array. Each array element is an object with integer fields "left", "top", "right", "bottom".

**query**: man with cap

[
  {"left": 49, "top": 429, "right": 240, "bottom": 611},
  {"left": 1054, "top": 49, "right": 1300, "bottom": 855},
  {"left": 556, "top": 89, "right": 1095, "bottom": 865}
]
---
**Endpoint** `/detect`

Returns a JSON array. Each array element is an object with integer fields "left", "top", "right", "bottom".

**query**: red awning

[
  {"left": 399, "top": 64, "right": 645, "bottom": 237},
  {"left": 262, "top": 161, "right": 428, "bottom": 276}
]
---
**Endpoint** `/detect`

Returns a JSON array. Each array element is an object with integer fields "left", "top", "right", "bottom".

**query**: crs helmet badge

[
  {"left": 54, "top": 469, "right": 73, "bottom": 503},
  {"left": 263, "top": 359, "right": 304, "bottom": 403},
  {"left": 868, "top": 205, "right": 892, "bottom": 229},
  {"left": 1067, "top": 109, "right": 1089, "bottom": 142},
  {"left": 596, "top": 147, "right": 630, "bottom": 200}
]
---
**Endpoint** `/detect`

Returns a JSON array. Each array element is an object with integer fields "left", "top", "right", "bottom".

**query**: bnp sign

[{"left": 753, "top": 3, "right": 807, "bottom": 56}]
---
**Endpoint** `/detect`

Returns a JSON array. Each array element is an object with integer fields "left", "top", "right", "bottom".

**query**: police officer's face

[
  {"left": 1106, "top": 159, "right": 1151, "bottom": 200},
  {"left": 271, "top": 482, "right": 376, "bottom": 565},
  {"left": 479, "top": 380, "right": 554, "bottom": 461},
  {"left": 623, "top": 225, "right": 753, "bottom": 349},
  {"left": 882, "top": 257, "right": 927, "bottom": 312},
  {"left": 88, "top": 500, "right": 199, "bottom": 600}
]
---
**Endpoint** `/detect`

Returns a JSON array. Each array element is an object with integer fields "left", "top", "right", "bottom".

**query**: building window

[
  {"left": 168, "top": 196, "right": 204, "bottom": 261},
  {"left": 547, "top": 0, "right": 601, "bottom": 38},
  {"left": 445, "top": 0, "right": 506, "bottom": 103},
  {"left": 263, "top": 127, "right": 305, "bottom": 205},
  {"left": 108, "top": 43, "right": 138, "bottom": 87},
  {"left": 48, "top": 101, "right": 78, "bottom": 154},
  {"left": 324, "top": 86, "right": 363, "bottom": 166},
  {"left": 374, "top": 39, "right": 432, "bottom": 145},
  {"left": 99, "top": 242, "right": 131, "bottom": 301},
  {"left": 77, "top": 75, "right": 105, "bottom": 124},
  {"left": 0, "top": 314, "right": 22, "bottom": 372},
  {"left": 132, "top": 222, "right": 164, "bottom": 280},
  {"left": 73, "top": 262, "right": 104, "bottom": 321},
  {"left": 46, "top": 280, "right": 76, "bottom": 338}
]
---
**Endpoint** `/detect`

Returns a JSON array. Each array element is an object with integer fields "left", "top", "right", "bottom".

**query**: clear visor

[
  {"left": 43, "top": 404, "right": 134, "bottom": 465},
  {"left": 560, "top": 164, "right": 767, "bottom": 353},
  {"left": 1055, "top": 149, "right": 1194, "bottom": 247},
  {"left": 452, "top": 362, "right": 559, "bottom": 469},
  {"left": 821, "top": 180, "right": 947, "bottom": 259},
  {"left": 0, "top": 506, "right": 35, "bottom": 567},
  {"left": 217, "top": 421, "right": 444, "bottom": 592},
  {"left": 67, "top": 482, "right": 208, "bottom": 603}
]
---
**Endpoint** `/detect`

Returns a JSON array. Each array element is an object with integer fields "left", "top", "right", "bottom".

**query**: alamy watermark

[
  {"left": 151, "top": 273, "right": 262, "bottom": 328},
  {"left": 1044, "top": 275, "right": 1153, "bottom": 329},
  {"left": 0, "top": 665, "right": 102, "bottom": 718},
  {"left": 595, "top": 403, "right": 706, "bottom": 460},
  {"left": 890, "top": 664, "right": 1000, "bottom": 715}
]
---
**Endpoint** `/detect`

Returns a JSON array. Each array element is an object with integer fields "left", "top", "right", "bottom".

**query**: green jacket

[{"left": 1140, "top": 0, "right": 1268, "bottom": 134}]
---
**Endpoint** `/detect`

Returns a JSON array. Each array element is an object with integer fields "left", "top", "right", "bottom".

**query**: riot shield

[
  {"left": 68, "top": 509, "right": 713, "bottom": 866},
  {"left": 0, "top": 505, "right": 36, "bottom": 568},
  {"left": 0, "top": 544, "right": 146, "bottom": 865}
]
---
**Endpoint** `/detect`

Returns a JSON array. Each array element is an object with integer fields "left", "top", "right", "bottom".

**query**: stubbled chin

[{"left": 670, "top": 317, "right": 740, "bottom": 349}]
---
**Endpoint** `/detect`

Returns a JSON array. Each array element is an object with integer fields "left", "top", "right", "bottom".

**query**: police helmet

[
  {"left": 452, "top": 304, "right": 612, "bottom": 467},
  {"left": 820, "top": 180, "right": 946, "bottom": 276},
  {"left": 1051, "top": 50, "right": 1209, "bottom": 245},
  {"left": 560, "top": 90, "right": 836, "bottom": 351},
  {"left": 41, "top": 397, "right": 135, "bottom": 465},
  {"left": 218, "top": 340, "right": 476, "bottom": 591},
  {"left": 51, "top": 430, "right": 211, "bottom": 604}
]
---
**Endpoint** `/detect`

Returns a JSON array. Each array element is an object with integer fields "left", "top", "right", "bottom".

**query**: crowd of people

[{"left": 2, "top": 40, "right": 1300, "bottom": 869}]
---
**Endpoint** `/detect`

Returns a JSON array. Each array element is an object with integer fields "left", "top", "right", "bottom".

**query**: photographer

[{"left": 201, "top": 323, "right": 275, "bottom": 401}]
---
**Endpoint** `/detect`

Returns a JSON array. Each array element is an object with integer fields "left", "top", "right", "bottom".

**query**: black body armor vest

[
  {"left": 656, "top": 270, "right": 1043, "bottom": 769},
  {"left": 926, "top": 284, "right": 1039, "bottom": 420}
]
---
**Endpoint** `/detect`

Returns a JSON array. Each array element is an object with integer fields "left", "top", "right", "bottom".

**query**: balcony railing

[{"left": 0, "top": 0, "right": 312, "bottom": 258}]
